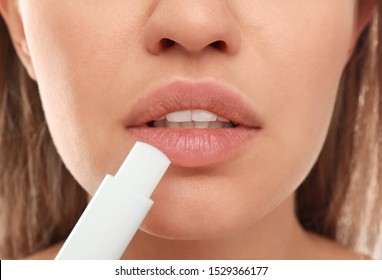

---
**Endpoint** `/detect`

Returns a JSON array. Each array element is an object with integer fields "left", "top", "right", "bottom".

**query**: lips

[{"left": 124, "top": 79, "right": 262, "bottom": 167}]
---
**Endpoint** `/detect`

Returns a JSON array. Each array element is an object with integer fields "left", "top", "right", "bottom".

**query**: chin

[
  {"left": 133, "top": 166, "right": 278, "bottom": 241},
  {"left": 138, "top": 200, "right": 255, "bottom": 241}
]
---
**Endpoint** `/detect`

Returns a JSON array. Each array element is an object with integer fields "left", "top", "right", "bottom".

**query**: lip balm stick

[{"left": 55, "top": 142, "right": 170, "bottom": 260}]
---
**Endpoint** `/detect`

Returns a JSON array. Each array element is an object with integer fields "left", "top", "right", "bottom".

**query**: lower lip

[{"left": 127, "top": 126, "right": 258, "bottom": 167}]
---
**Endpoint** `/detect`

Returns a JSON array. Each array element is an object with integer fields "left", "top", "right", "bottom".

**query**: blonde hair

[
  {"left": 1, "top": 4, "right": 382, "bottom": 259},
  {"left": 297, "top": 3, "right": 382, "bottom": 258}
]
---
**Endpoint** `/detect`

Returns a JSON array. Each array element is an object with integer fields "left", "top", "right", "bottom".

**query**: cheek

[
  {"left": 276, "top": 9, "right": 353, "bottom": 170},
  {"left": 19, "top": 2, "right": 147, "bottom": 190},
  {"left": 241, "top": 1, "right": 355, "bottom": 188}
]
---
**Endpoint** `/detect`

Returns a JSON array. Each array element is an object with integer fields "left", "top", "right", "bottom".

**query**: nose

[{"left": 143, "top": 0, "right": 242, "bottom": 55}]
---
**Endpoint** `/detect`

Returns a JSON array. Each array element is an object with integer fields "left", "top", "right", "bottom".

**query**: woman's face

[{"left": 12, "top": 0, "right": 360, "bottom": 239}]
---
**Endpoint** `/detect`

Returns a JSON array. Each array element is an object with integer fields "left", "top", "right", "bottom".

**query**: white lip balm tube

[{"left": 55, "top": 142, "right": 170, "bottom": 260}]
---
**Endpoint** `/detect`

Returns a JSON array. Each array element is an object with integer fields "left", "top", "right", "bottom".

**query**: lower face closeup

[{"left": 17, "top": 1, "right": 358, "bottom": 239}]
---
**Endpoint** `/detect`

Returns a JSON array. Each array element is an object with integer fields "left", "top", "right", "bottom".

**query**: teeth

[
  {"left": 166, "top": 110, "right": 192, "bottom": 122},
  {"left": 151, "top": 120, "right": 233, "bottom": 129},
  {"left": 208, "top": 122, "right": 227, "bottom": 128},
  {"left": 164, "top": 109, "right": 218, "bottom": 122},
  {"left": 194, "top": 121, "right": 210, "bottom": 128},
  {"left": 192, "top": 110, "right": 217, "bottom": 122},
  {"left": 150, "top": 109, "right": 237, "bottom": 129},
  {"left": 181, "top": 122, "right": 194, "bottom": 129},
  {"left": 166, "top": 121, "right": 181, "bottom": 128}
]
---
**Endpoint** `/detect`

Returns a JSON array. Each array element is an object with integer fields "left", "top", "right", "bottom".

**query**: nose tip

[{"left": 143, "top": 1, "right": 242, "bottom": 55}]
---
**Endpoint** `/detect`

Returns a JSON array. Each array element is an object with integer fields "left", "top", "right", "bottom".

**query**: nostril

[
  {"left": 160, "top": 38, "right": 176, "bottom": 50},
  {"left": 210, "top": 40, "right": 227, "bottom": 51},
  {"left": 156, "top": 39, "right": 229, "bottom": 53}
]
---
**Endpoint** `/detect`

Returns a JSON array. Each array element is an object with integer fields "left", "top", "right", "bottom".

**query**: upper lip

[{"left": 125, "top": 78, "right": 262, "bottom": 128}]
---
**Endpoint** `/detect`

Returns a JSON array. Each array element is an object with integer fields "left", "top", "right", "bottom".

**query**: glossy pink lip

[{"left": 124, "top": 79, "right": 262, "bottom": 167}]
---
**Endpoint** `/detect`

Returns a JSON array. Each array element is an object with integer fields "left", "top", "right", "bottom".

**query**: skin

[{"left": 0, "top": 0, "right": 375, "bottom": 259}]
